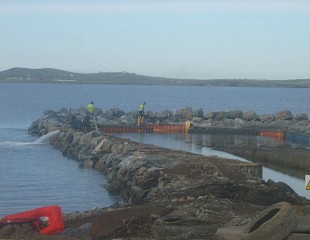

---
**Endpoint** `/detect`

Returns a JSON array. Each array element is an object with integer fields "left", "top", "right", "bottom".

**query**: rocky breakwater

[
  {"left": 28, "top": 107, "right": 310, "bottom": 134},
  {"left": 191, "top": 109, "right": 310, "bottom": 134},
  {"left": 15, "top": 107, "right": 310, "bottom": 240},
  {"left": 62, "top": 106, "right": 310, "bottom": 172},
  {"left": 195, "top": 109, "right": 310, "bottom": 172}
]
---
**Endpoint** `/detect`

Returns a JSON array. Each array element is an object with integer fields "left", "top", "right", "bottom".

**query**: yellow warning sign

[{"left": 305, "top": 175, "right": 310, "bottom": 190}]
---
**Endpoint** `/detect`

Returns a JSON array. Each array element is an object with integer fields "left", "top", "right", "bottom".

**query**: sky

[{"left": 0, "top": 0, "right": 310, "bottom": 80}]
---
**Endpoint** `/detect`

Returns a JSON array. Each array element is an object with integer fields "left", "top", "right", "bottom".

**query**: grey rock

[
  {"left": 295, "top": 113, "right": 309, "bottom": 121},
  {"left": 58, "top": 223, "right": 92, "bottom": 239},
  {"left": 242, "top": 111, "right": 258, "bottom": 121},
  {"left": 193, "top": 108, "right": 204, "bottom": 118},
  {"left": 180, "top": 107, "right": 193, "bottom": 120},
  {"left": 276, "top": 110, "right": 294, "bottom": 120},
  {"left": 227, "top": 110, "right": 243, "bottom": 119},
  {"left": 214, "top": 111, "right": 227, "bottom": 121},
  {"left": 205, "top": 112, "right": 216, "bottom": 119},
  {"left": 259, "top": 114, "right": 275, "bottom": 122}
]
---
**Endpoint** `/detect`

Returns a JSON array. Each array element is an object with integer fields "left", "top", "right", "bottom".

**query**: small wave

[
  {"left": 0, "top": 141, "right": 35, "bottom": 147},
  {"left": 0, "top": 130, "right": 60, "bottom": 147},
  {"left": 34, "top": 130, "right": 60, "bottom": 144}
]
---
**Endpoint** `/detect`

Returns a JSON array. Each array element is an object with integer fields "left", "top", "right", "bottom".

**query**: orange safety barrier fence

[
  {"left": 258, "top": 130, "right": 285, "bottom": 139},
  {"left": 99, "top": 124, "right": 187, "bottom": 134}
]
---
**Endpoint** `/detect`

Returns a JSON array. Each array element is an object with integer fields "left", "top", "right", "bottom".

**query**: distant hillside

[
  {"left": 1, "top": 67, "right": 310, "bottom": 87},
  {"left": 0, "top": 67, "right": 182, "bottom": 85}
]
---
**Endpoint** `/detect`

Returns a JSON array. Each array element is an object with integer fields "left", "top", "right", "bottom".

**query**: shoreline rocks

[
  {"left": 28, "top": 108, "right": 310, "bottom": 136},
  {"left": 12, "top": 107, "right": 310, "bottom": 239},
  {"left": 28, "top": 107, "right": 310, "bottom": 173}
]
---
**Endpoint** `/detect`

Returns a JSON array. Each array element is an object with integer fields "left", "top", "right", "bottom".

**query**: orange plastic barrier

[
  {"left": 100, "top": 124, "right": 186, "bottom": 134},
  {"left": 259, "top": 131, "right": 285, "bottom": 139},
  {"left": 145, "top": 124, "right": 185, "bottom": 133},
  {"left": 0, "top": 206, "right": 64, "bottom": 235}
]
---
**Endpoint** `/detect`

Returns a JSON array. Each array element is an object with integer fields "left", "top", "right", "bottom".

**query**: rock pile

[
  {"left": 29, "top": 107, "right": 310, "bottom": 136},
  {"left": 19, "top": 107, "right": 310, "bottom": 239},
  {"left": 194, "top": 109, "right": 310, "bottom": 135}
]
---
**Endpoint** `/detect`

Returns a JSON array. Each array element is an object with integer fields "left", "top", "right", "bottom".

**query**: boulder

[
  {"left": 94, "top": 156, "right": 108, "bottom": 171},
  {"left": 221, "top": 119, "right": 235, "bottom": 127},
  {"left": 287, "top": 120, "right": 309, "bottom": 132},
  {"left": 79, "top": 131, "right": 102, "bottom": 149},
  {"left": 119, "top": 115, "right": 134, "bottom": 125},
  {"left": 99, "top": 138, "right": 114, "bottom": 153},
  {"left": 96, "top": 116, "right": 119, "bottom": 125},
  {"left": 155, "top": 110, "right": 170, "bottom": 120},
  {"left": 118, "top": 152, "right": 146, "bottom": 171},
  {"left": 259, "top": 114, "right": 275, "bottom": 122},
  {"left": 205, "top": 112, "right": 216, "bottom": 119},
  {"left": 295, "top": 113, "right": 309, "bottom": 121},
  {"left": 180, "top": 107, "right": 193, "bottom": 120},
  {"left": 214, "top": 111, "right": 227, "bottom": 121},
  {"left": 276, "top": 110, "right": 294, "bottom": 121},
  {"left": 110, "top": 108, "right": 125, "bottom": 118},
  {"left": 227, "top": 110, "right": 242, "bottom": 119},
  {"left": 192, "top": 117, "right": 204, "bottom": 124},
  {"left": 234, "top": 118, "right": 244, "bottom": 127},
  {"left": 83, "top": 159, "right": 94, "bottom": 168},
  {"left": 242, "top": 111, "right": 258, "bottom": 121},
  {"left": 271, "top": 120, "right": 297, "bottom": 129},
  {"left": 101, "top": 109, "right": 114, "bottom": 119},
  {"left": 193, "top": 108, "right": 204, "bottom": 118},
  {"left": 28, "top": 119, "right": 40, "bottom": 135}
]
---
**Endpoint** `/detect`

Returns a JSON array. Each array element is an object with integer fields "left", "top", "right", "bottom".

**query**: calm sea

[{"left": 1, "top": 83, "right": 310, "bottom": 217}]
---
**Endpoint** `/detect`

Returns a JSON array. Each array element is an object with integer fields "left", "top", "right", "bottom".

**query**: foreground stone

[{"left": 2, "top": 108, "right": 310, "bottom": 240}]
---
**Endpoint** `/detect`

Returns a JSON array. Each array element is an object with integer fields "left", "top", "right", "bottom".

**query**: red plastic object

[{"left": 0, "top": 206, "right": 64, "bottom": 235}]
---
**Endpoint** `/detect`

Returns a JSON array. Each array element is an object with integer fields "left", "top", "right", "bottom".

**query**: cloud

[{"left": 1, "top": 0, "right": 310, "bottom": 15}]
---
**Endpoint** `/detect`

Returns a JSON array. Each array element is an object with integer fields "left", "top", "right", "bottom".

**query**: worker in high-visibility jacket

[
  {"left": 87, "top": 101, "right": 95, "bottom": 114},
  {"left": 137, "top": 102, "right": 146, "bottom": 126},
  {"left": 85, "top": 101, "right": 96, "bottom": 130}
]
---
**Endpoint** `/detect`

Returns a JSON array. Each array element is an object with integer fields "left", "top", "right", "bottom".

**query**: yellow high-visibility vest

[
  {"left": 87, "top": 103, "right": 94, "bottom": 113},
  {"left": 139, "top": 104, "right": 145, "bottom": 111}
]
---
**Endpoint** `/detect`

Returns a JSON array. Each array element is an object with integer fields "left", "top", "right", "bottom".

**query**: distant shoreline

[{"left": 1, "top": 67, "right": 310, "bottom": 88}]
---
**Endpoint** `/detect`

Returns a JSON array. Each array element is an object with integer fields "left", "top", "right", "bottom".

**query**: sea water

[
  {"left": 0, "top": 128, "right": 119, "bottom": 217},
  {"left": 1, "top": 83, "right": 310, "bottom": 217}
]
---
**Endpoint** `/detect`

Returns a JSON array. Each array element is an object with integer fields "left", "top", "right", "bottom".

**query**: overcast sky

[{"left": 0, "top": 0, "right": 309, "bottom": 80}]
